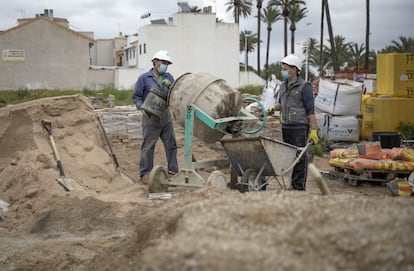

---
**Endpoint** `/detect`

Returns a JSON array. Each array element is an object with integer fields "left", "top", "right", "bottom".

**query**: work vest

[{"left": 279, "top": 79, "right": 308, "bottom": 125}]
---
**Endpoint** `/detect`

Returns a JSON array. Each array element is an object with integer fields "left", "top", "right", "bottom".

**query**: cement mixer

[{"left": 147, "top": 73, "right": 266, "bottom": 193}]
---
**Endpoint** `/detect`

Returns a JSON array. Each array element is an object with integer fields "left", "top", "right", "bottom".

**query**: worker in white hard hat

[
  {"left": 267, "top": 54, "right": 318, "bottom": 191},
  {"left": 132, "top": 50, "right": 178, "bottom": 185}
]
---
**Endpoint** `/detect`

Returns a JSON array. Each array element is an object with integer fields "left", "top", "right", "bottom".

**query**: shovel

[
  {"left": 96, "top": 115, "right": 134, "bottom": 184},
  {"left": 41, "top": 120, "right": 84, "bottom": 191}
]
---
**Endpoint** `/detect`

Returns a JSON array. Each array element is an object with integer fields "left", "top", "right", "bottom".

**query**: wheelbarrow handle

[{"left": 283, "top": 142, "right": 313, "bottom": 174}]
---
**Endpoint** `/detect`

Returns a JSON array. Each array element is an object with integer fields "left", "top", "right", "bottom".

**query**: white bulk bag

[
  {"left": 315, "top": 79, "right": 363, "bottom": 115},
  {"left": 316, "top": 111, "right": 360, "bottom": 142}
]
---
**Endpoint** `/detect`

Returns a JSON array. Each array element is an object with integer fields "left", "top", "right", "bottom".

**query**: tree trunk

[
  {"left": 282, "top": 7, "right": 289, "bottom": 57},
  {"left": 284, "top": 16, "right": 288, "bottom": 56},
  {"left": 324, "top": 0, "right": 337, "bottom": 72},
  {"left": 290, "top": 25, "right": 296, "bottom": 54},
  {"left": 319, "top": 0, "right": 325, "bottom": 76},
  {"left": 364, "top": 0, "right": 370, "bottom": 70},
  {"left": 265, "top": 28, "right": 271, "bottom": 84},
  {"left": 257, "top": 1, "right": 262, "bottom": 76}
]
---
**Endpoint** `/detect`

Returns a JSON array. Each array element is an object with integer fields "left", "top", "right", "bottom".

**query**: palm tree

[
  {"left": 240, "top": 30, "right": 258, "bottom": 70},
  {"left": 225, "top": 0, "right": 253, "bottom": 24},
  {"left": 256, "top": 0, "right": 263, "bottom": 75},
  {"left": 323, "top": 35, "right": 351, "bottom": 70},
  {"left": 368, "top": 49, "right": 377, "bottom": 72},
  {"left": 288, "top": 3, "right": 307, "bottom": 54},
  {"left": 301, "top": 37, "right": 319, "bottom": 64},
  {"left": 268, "top": 0, "right": 305, "bottom": 57},
  {"left": 261, "top": 6, "right": 282, "bottom": 82},
  {"left": 301, "top": 37, "right": 319, "bottom": 77},
  {"left": 387, "top": 36, "right": 414, "bottom": 53},
  {"left": 349, "top": 42, "right": 366, "bottom": 70}
]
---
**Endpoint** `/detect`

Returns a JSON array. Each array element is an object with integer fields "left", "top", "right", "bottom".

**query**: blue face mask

[
  {"left": 281, "top": 70, "right": 289, "bottom": 80},
  {"left": 157, "top": 64, "right": 168, "bottom": 74}
]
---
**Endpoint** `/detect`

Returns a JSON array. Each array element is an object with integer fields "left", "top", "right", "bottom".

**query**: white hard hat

[
  {"left": 280, "top": 54, "right": 302, "bottom": 71},
  {"left": 152, "top": 50, "right": 173, "bottom": 64}
]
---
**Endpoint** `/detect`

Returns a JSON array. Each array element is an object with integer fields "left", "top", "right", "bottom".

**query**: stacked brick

[{"left": 96, "top": 106, "right": 143, "bottom": 145}]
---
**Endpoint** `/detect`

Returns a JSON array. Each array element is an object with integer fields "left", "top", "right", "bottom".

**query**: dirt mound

[
  {"left": 0, "top": 95, "right": 145, "bottom": 224},
  {"left": 0, "top": 95, "right": 413, "bottom": 271},
  {"left": 89, "top": 188, "right": 414, "bottom": 271}
]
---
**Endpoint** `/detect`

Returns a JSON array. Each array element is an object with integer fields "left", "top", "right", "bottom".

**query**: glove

[
  {"left": 309, "top": 129, "right": 319, "bottom": 144},
  {"left": 162, "top": 79, "right": 171, "bottom": 88},
  {"left": 141, "top": 108, "right": 151, "bottom": 118},
  {"left": 267, "top": 105, "right": 276, "bottom": 115}
]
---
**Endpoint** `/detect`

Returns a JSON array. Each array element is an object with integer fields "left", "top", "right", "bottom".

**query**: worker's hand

[
  {"left": 141, "top": 109, "right": 151, "bottom": 118},
  {"left": 162, "top": 79, "right": 171, "bottom": 88},
  {"left": 267, "top": 105, "right": 276, "bottom": 115},
  {"left": 309, "top": 129, "right": 319, "bottom": 144}
]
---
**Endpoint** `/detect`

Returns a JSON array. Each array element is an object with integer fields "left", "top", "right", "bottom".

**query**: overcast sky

[{"left": 1, "top": 0, "right": 413, "bottom": 69}]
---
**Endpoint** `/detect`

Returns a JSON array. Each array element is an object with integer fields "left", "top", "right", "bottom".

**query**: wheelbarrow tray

[{"left": 220, "top": 136, "right": 298, "bottom": 178}]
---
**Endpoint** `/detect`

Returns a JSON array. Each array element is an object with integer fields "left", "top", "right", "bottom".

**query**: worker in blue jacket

[{"left": 132, "top": 50, "right": 178, "bottom": 184}]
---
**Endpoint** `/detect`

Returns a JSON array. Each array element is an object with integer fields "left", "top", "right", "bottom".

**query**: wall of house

[
  {"left": 87, "top": 69, "right": 114, "bottom": 90},
  {"left": 115, "top": 68, "right": 140, "bottom": 90},
  {"left": 0, "top": 19, "right": 91, "bottom": 90},
  {"left": 93, "top": 39, "right": 115, "bottom": 66},
  {"left": 137, "top": 12, "right": 240, "bottom": 88},
  {"left": 239, "top": 71, "right": 266, "bottom": 87}
]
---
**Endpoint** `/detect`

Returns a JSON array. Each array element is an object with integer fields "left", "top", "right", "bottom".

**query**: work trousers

[
  {"left": 282, "top": 126, "right": 309, "bottom": 190},
  {"left": 139, "top": 117, "right": 178, "bottom": 177}
]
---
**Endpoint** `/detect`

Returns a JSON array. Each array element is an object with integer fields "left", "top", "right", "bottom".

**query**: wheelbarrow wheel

[
  {"left": 148, "top": 165, "right": 169, "bottom": 193},
  {"left": 240, "top": 169, "right": 260, "bottom": 192}
]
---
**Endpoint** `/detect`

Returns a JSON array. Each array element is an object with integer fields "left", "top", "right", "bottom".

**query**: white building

[
  {"left": 135, "top": 11, "right": 240, "bottom": 87},
  {"left": 0, "top": 7, "right": 264, "bottom": 90}
]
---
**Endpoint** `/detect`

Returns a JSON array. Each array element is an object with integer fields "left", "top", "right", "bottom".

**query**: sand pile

[
  {"left": 0, "top": 95, "right": 413, "bottom": 271},
  {"left": 0, "top": 95, "right": 146, "bottom": 221}
]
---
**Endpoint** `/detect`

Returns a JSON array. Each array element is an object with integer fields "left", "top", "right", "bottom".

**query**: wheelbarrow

[{"left": 220, "top": 136, "right": 311, "bottom": 192}]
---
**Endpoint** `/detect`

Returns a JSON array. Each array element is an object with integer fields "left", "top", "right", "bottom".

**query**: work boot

[
  {"left": 140, "top": 175, "right": 149, "bottom": 185},
  {"left": 168, "top": 171, "right": 177, "bottom": 178}
]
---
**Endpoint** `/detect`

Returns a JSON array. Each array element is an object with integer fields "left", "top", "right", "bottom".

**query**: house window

[
  {"left": 144, "top": 44, "right": 146, "bottom": 54},
  {"left": 139, "top": 45, "right": 142, "bottom": 55}
]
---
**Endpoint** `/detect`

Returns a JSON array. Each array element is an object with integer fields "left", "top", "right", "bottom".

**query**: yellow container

[
  {"left": 360, "top": 95, "right": 414, "bottom": 139},
  {"left": 376, "top": 53, "right": 414, "bottom": 97},
  {"left": 360, "top": 94, "right": 374, "bottom": 139}
]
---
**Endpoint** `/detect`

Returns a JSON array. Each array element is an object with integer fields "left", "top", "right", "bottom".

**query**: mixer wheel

[
  {"left": 207, "top": 170, "right": 227, "bottom": 189},
  {"left": 148, "top": 165, "right": 169, "bottom": 193}
]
